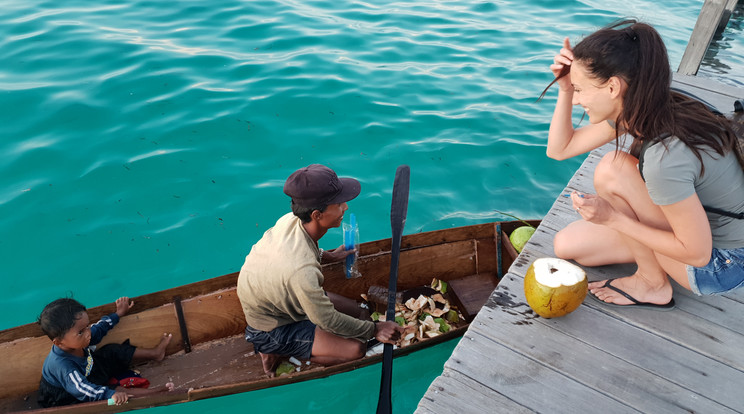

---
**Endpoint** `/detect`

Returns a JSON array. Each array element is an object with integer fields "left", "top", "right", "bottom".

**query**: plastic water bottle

[{"left": 343, "top": 213, "right": 360, "bottom": 278}]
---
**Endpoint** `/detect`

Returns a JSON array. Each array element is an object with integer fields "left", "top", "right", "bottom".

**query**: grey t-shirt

[{"left": 643, "top": 137, "right": 744, "bottom": 249}]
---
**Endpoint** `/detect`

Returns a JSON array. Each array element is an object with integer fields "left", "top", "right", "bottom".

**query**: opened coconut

[{"left": 524, "top": 257, "right": 587, "bottom": 318}]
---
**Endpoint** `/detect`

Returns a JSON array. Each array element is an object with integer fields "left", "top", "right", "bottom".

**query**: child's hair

[{"left": 38, "top": 298, "right": 87, "bottom": 340}]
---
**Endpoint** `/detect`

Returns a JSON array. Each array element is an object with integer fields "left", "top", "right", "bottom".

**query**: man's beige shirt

[{"left": 237, "top": 213, "right": 375, "bottom": 341}]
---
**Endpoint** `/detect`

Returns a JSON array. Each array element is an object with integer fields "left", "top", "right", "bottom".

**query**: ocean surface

[{"left": 1, "top": 0, "right": 742, "bottom": 412}]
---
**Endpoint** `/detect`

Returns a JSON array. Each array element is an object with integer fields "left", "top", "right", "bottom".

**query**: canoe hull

[{"left": 0, "top": 219, "right": 538, "bottom": 413}]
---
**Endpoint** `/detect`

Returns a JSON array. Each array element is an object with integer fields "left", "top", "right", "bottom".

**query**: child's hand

[
  {"left": 110, "top": 390, "right": 129, "bottom": 405},
  {"left": 115, "top": 297, "right": 134, "bottom": 318}
]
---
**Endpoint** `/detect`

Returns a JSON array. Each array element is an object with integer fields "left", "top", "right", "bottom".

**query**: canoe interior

[{"left": 0, "top": 219, "right": 538, "bottom": 413}]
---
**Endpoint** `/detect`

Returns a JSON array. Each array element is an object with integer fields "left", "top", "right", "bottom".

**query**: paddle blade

[{"left": 390, "top": 165, "right": 410, "bottom": 232}]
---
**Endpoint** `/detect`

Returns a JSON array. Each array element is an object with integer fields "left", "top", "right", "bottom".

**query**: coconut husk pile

[{"left": 366, "top": 279, "right": 464, "bottom": 347}]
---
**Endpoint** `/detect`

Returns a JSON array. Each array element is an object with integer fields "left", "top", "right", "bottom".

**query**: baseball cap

[{"left": 283, "top": 164, "right": 361, "bottom": 207}]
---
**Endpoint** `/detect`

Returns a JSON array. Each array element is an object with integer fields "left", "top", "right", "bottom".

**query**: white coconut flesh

[{"left": 532, "top": 257, "right": 585, "bottom": 288}]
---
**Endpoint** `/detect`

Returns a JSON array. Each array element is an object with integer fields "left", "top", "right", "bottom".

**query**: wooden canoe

[{"left": 0, "top": 219, "right": 539, "bottom": 413}]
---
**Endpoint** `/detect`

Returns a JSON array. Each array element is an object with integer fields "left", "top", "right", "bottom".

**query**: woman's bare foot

[
  {"left": 588, "top": 273, "right": 673, "bottom": 305},
  {"left": 259, "top": 352, "right": 281, "bottom": 378}
]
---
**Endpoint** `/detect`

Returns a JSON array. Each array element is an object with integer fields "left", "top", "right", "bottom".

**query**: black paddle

[{"left": 376, "top": 165, "right": 410, "bottom": 414}]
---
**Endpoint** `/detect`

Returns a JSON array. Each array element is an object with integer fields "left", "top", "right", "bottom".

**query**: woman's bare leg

[
  {"left": 566, "top": 151, "right": 682, "bottom": 305},
  {"left": 554, "top": 220, "right": 634, "bottom": 266}
]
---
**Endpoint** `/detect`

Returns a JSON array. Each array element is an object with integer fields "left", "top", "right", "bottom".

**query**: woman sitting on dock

[{"left": 543, "top": 19, "right": 744, "bottom": 308}]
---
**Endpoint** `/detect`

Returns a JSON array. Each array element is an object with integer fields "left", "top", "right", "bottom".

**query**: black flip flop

[{"left": 589, "top": 278, "right": 676, "bottom": 311}]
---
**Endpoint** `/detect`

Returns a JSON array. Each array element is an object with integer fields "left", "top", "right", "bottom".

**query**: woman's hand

[
  {"left": 115, "top": 297, "right": 134, "bottom": 318},
  {"left": 550, "top": 37, "right": 574, "bottom": 92},
  {"left": 572, "top": 192, "right": 616, "bottom": 225},
  {"left": 322, "top": 245, "right": 356, "bottom": 263}
]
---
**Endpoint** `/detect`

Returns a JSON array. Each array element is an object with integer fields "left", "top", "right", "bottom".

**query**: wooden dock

[{"left": 416, "top": 75, "right": 744, "bottom": 413}]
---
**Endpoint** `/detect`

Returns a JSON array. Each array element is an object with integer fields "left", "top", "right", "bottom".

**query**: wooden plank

[
  {"left": 678, "top": 0, "right": 728, "bottom": 76},
  {"left": 435, "top": 326, "right": 637, "bottom": 413},
  {"left": 0, "top": 272, "right": 240, "bottom": 343},
  {"left": 416, "top": 370, "right": 533, "bottom": 414},
  {"left": 719, "top": 0, "right": 740, "bottom": 32},
  {"left": 673, "top": 74, "right": 744, "bottom": 113},
  {"left": 322, "top": 239, "right": 481, "bottom": 299},
  {"left": 447, "top": 273, "right": 498, "bottom": 322},
  {"left": 0, "top": 336, "right": 52, "bottom": 399},
  {"left": 463, "top": 303, "right": 737, "bottom": 413},
  {"left": 485, "top": 276, "right": 744, "bottom": 411}
]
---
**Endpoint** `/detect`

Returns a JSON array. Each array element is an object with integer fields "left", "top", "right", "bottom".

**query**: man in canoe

[{"left": 237, "top": 164, "right": 402, "bottom": 377}]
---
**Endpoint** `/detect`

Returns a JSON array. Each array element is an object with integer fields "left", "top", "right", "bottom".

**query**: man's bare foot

[
  {"left": 259, "top": 352, "right": 281, "bottom": 378},
  {"left": 588, "top": 273, "right": 672, "bottom": 306}
]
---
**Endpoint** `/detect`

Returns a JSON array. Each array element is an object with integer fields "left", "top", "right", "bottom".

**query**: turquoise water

[{"left": 1, "top": 0, "right": 742, "bottom": 412}]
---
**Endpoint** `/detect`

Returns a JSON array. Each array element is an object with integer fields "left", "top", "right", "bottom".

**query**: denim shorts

[
  {"left": 687, "top": 247, "right": 744, "bottom": 295},
  {"left": 244, "top": 320, "right": 316, "bottom": 359}
]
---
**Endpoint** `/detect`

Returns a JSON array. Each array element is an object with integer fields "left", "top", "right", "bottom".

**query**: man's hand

[
  {"left": 115, "top": 297, "right": 134, "bottom": 318},
  {"left": 373, "top": 321, "right": 403, "bottom": 344},
  {"left": 322, "top": 245, "right": 356, "bottom": 263}
]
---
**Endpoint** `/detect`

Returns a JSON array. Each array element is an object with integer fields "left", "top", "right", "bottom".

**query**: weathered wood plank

[
  {"left": 436, "top": 327, "right": 639, "bottom": 413},
  {"left": 468, "top": 302, "right": 739, "bottom": 413},
  {"left": 678, "top": 0, "right": 728, "bottom": 76},
  {"left": 416, "top": 370, "right": 533, "bottom": 414},
  {"left": 0, "top": 336, "right": 53, "bottom": 399},
  {"left": 484, "top": 277, "right": 744, "bottom": 411},
  {"left": 672, "top": 73, "right": 744, "bottom": 111}
]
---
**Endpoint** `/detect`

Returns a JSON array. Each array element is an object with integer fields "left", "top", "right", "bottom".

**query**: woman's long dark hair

[{"left": 541, "top": 19, "right": 744, "bottom": 172}]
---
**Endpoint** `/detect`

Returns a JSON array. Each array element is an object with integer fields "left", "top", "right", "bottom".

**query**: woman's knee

[
  {"left": 553, "top": 228, "right": 577, "bottom": 260},
  {"left": 593, "top": 151, "right": 639, "bottom": 193}
]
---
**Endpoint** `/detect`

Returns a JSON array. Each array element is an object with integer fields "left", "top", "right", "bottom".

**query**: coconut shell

[{"left": 524, "top": 258, "right": 587, "bottom": 318}]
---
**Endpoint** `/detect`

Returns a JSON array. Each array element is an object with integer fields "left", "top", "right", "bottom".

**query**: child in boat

[{"left": 37, "top": 297, "right": 175, "bottom": 407}]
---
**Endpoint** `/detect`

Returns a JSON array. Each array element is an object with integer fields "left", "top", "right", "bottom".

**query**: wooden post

[
  {"left": 678, "top": 0, "right": 728, "bottom": 76},
  {"left": 719, "top": 0, "right": 740, "bottom": 32}
]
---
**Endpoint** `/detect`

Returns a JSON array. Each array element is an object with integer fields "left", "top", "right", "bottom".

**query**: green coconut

[
  {"left": 510, "top": 226, "right": 535, "bottom": 253},
  {"left": 275, "top": 361, "right": 295, "bottom": 376},
  {"left": 524, "top": 257, "right": 587, "bottom": 318}
]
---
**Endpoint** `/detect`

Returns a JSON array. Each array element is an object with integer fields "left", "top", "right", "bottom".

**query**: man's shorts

[
  {"left": 687, "top": 247, "right": 744, "bottom": 295},
  {"left": 244, "top": 320, "right": 316, "bottom": 359}
]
